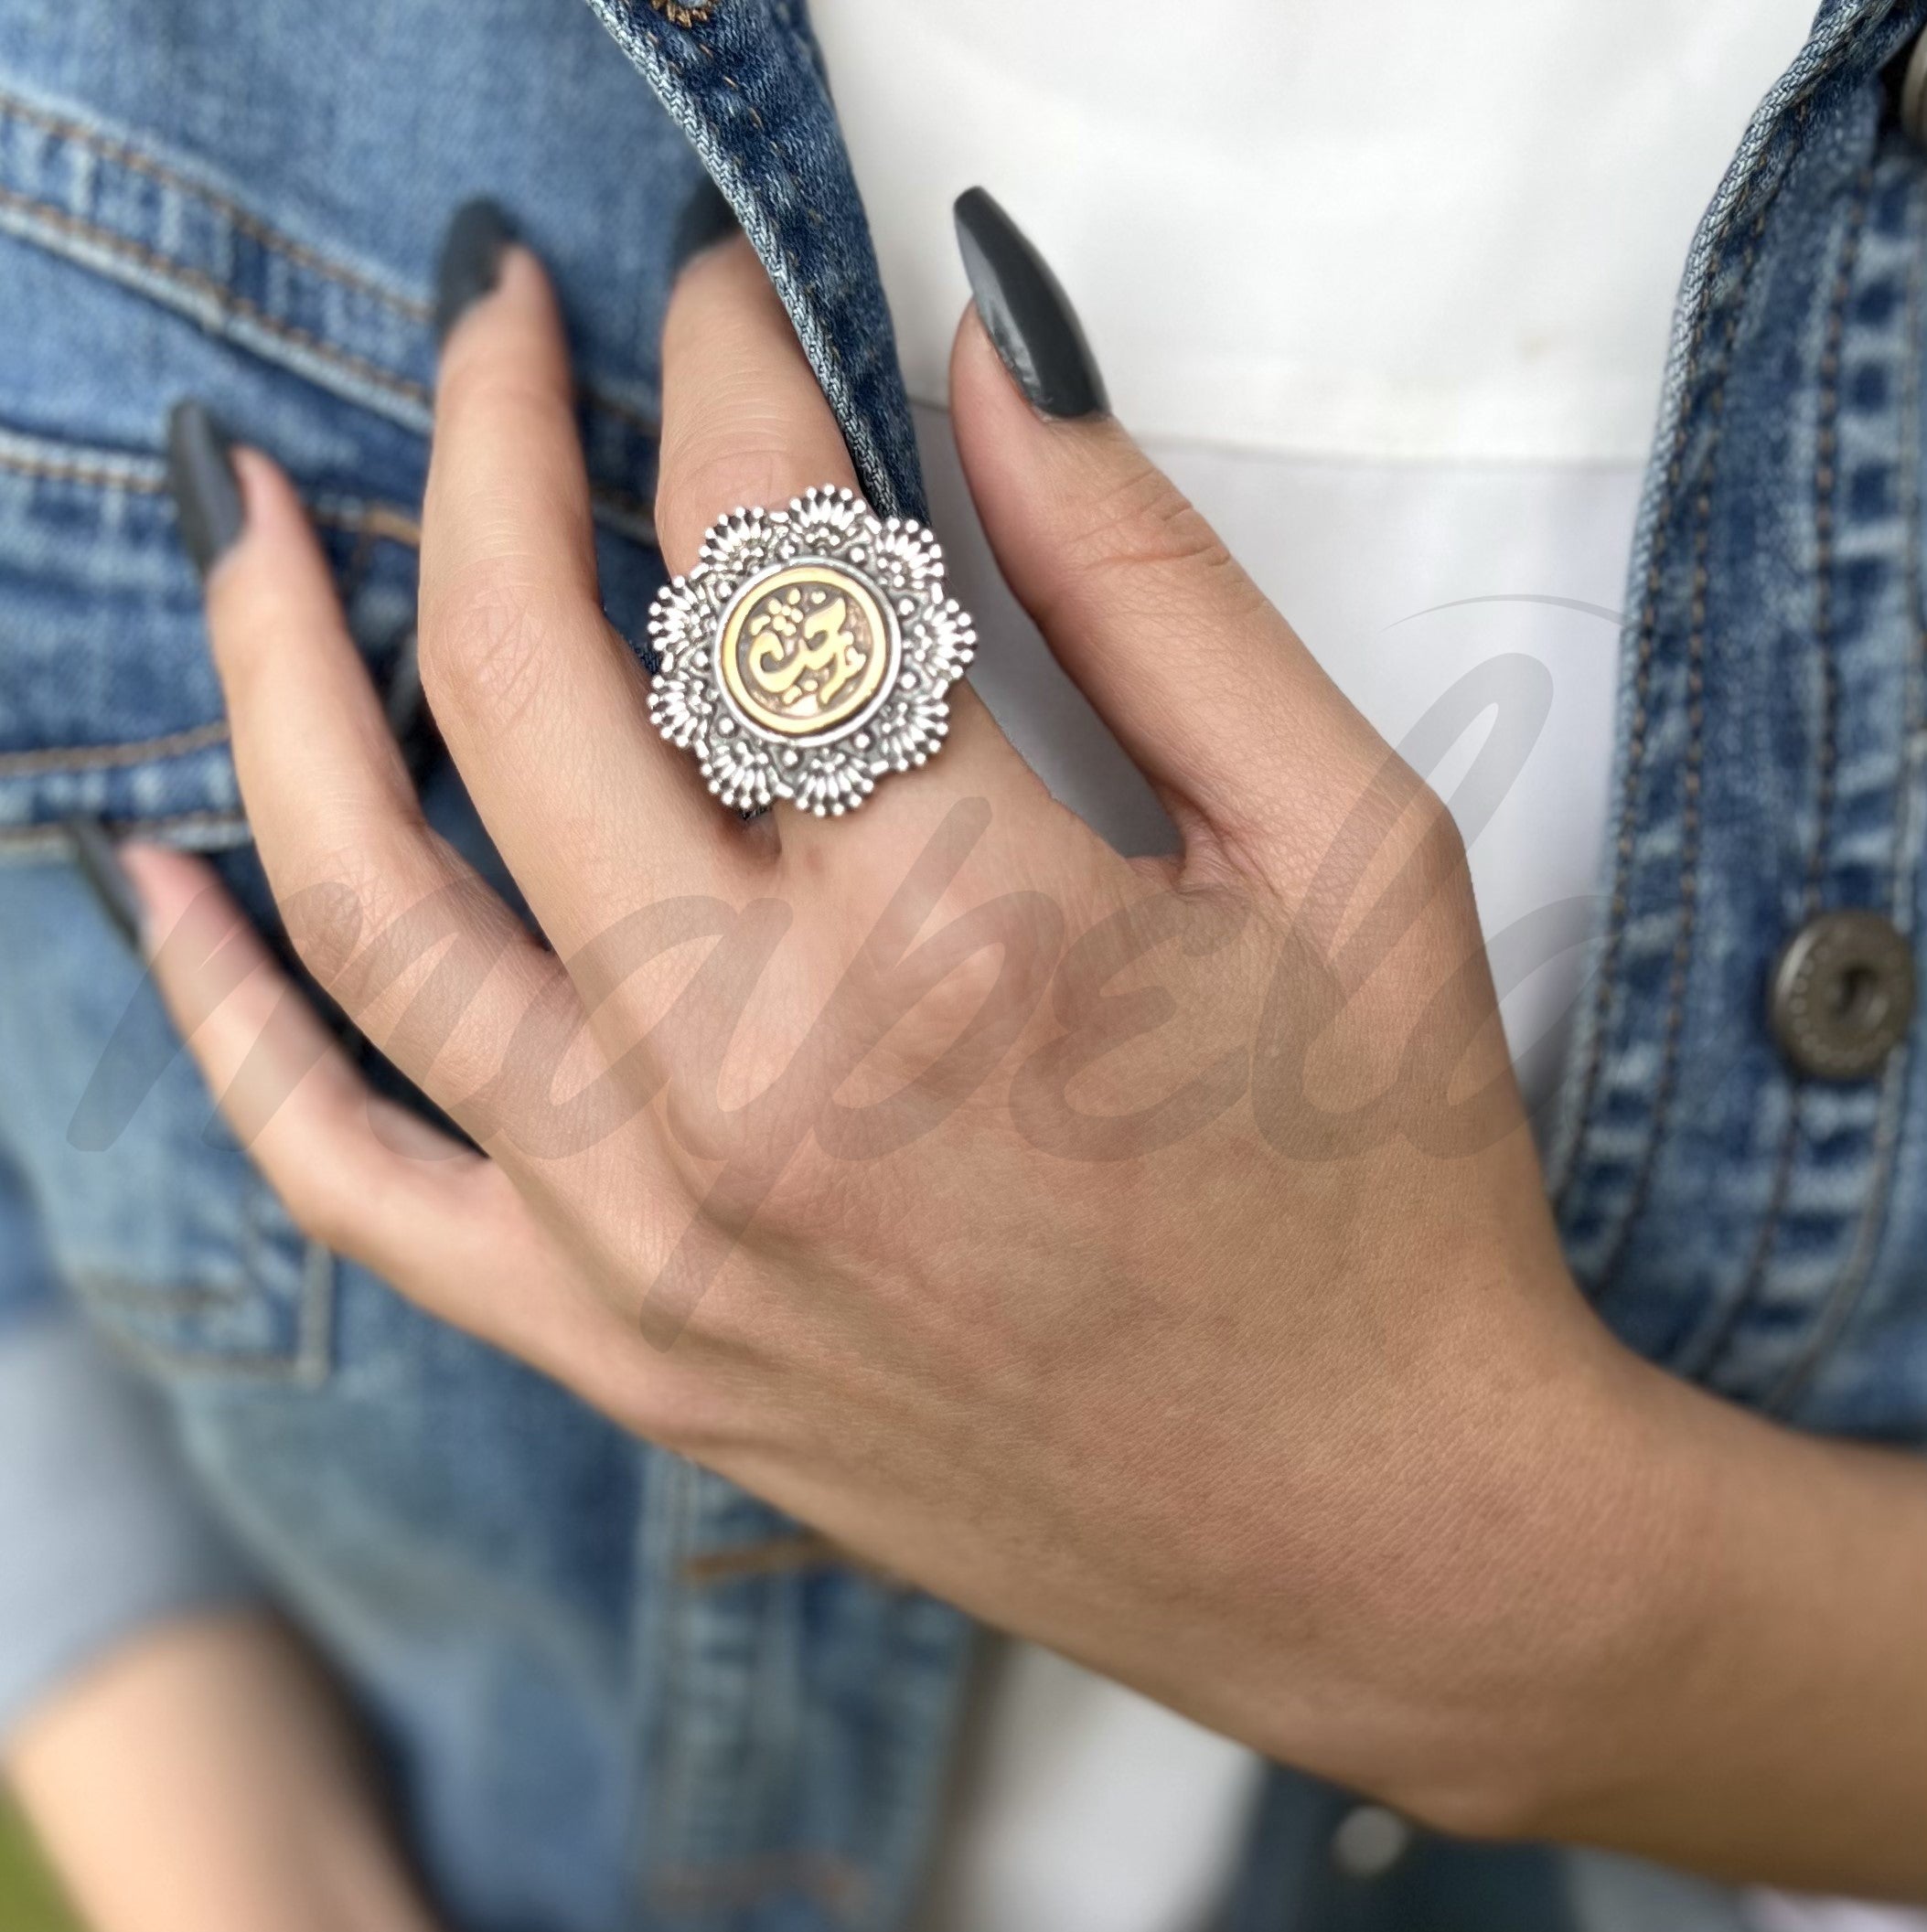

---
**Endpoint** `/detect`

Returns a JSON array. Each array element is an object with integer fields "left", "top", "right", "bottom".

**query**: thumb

[{"left": 949, "top": 189, "right": 1388, "bottom": 890}]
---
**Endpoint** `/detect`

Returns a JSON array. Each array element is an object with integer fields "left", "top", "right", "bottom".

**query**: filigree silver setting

[
  {"left": 645, "top": 487, "right": 977, "bottom": 816},
  {"left": 645, "top": 490, "right": 978, "bottom": 815}
]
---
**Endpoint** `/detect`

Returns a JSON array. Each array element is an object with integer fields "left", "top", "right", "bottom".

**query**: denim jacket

[{"left": 1, "top": 2, "right": 1924, "bottom": 1929}]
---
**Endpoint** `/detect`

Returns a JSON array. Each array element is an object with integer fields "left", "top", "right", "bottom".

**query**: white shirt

[
  {"left": 819, "top": 1, "right": 1812, "bottom": 466},
  {"left": 810, "top": 5, "right": 1922, "bottom": 1929}
]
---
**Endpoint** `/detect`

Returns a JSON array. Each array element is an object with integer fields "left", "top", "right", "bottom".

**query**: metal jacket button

[
  {"left": 1330, "top": 1804, "right": 1414, "bottom": 1880},
  {"left": 1769, "top": 911, "right": 1916, "bottom": 1081}
]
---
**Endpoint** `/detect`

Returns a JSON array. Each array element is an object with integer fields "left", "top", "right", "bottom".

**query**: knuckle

[
  {"left": 1393, "top": 766, "right": 1473, "bottom": 901},
  {"left": 1292, "top": 754, "right": 1476, "bottom": 955},
  {"left": 279, "top": 852, "right": 383, "bottom": 982},
  {"left": 277, "top": 829, "right": 423, "bottom": 998},
  {"left": 434, "top": 352, "right": 562, "bottom": 449},
  {"left": 620, "top": 1379, "right": 746, "bottom": 1462},
  {"left": 1424, "top": 792, "right": 1472, "bottom": 884},
  {"left": 1061, "top": 463, "right": 1239, "bottom": 599},
  {"left": 1388, "top": 785, "right": 1479, "bottom": 945},
  {"left": 421, "top": 559, "right": 562, "bottom": 732},
  {"left": 898, "top": 936, "right": 1014, "bottom": 1052},
  {"left": 660, "top": 436, "right": 816, "bottom": 546}
]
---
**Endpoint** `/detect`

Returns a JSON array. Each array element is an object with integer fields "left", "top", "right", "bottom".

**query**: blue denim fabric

[
  {"left": 1549, "top": 0, "right": 1927, "bottom": 1442},
  {"left": 0, "top": 5, "right": 962, "bottom": 1930},
  {"left": 2, "top": 2, "right": 1925, "bottom": 1930},
  {"left": 572, "top": 0, "right": 924, "bottom": 519}
]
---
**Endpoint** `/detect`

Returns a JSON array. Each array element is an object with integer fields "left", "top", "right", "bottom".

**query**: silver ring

[{"left": 646, "top": 486, "right": 977, "bottom": 816}]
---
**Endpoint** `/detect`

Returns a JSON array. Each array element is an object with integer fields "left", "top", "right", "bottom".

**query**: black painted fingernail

[
  {"left": 954, "top": 187, "right": 1108, "bottom": 420},
  {"left": 671, "top": 175, "right": 740, "bottom": 276},
  {"left": 65, "top": 817, "right": 143, "bottom": 955},
  {"left": 434, "top": 198, "right": 516, "bottom": 347},
  {"left": 165, "top": 400, "right": 244, "bottom": 579}
]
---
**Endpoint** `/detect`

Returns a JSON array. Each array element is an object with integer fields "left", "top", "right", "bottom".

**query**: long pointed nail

[
  {"left": 65, "top": 817, "right": 144, "bottom": 955},
  {"left": 953, "top": 188, "right": 1108, "bottom": 421},
  {"left": 434, "top": 198, "right": 516, "bottom": 347},
  {"left": 166, "top": 401, "right": 244, "bottom": 579}
]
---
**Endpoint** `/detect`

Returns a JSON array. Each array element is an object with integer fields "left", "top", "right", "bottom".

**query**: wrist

[
  {"left": 1467, "top": 1364, "right": 1927, "bottom": 1894},
  {"left": 1496, "top": 1350, "right": 1717, "bottom": 1837},
  {"left": 1371, "top": 1332, "right": 1711, "bottom": 1842}
]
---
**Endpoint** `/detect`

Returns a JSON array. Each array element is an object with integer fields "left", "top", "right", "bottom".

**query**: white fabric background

[{"left": 819, "top": 0, "right": 1815, "bottom": 464}]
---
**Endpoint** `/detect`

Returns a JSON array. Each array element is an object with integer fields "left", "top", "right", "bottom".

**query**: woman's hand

[{"left": 121, "top": 203, "right": 1927, "bottom": 1895}]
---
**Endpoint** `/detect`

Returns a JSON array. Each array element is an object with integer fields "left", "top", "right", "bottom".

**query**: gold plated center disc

[{"left": 716, "top": 561, "right": 894, "bottom": 742}]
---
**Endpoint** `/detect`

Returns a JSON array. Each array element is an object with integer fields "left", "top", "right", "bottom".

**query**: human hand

[{"left": 122, "top": 198, "right": 1712, "bottom": 1840}]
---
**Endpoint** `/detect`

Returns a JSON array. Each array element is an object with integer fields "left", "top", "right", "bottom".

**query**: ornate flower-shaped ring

[{"left": 645, "top": 487, "right": 978, "bottom": 817}]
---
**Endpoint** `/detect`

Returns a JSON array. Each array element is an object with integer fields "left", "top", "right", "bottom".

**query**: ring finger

[{"left": 655, "top": 228, "right": 1026, "bottom": 862}]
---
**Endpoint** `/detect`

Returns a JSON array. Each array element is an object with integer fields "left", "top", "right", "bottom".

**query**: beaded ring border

[{"left": 645, "top": 486, "right": 977, "bottom": 816}]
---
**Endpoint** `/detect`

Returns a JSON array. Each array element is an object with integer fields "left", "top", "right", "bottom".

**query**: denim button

[
  {"left": 1330, "top": 1804, "right": 1414, "bottom": 1880},
  {"left": 1770, "top": 912, "right": 1916, "bottom": 1081},
  {"left": 1902, "top": 29, "right": 1927, "bottom": 147}
]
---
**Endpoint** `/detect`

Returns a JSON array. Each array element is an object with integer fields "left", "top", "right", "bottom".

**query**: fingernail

[
  {"left": 166, "top": 400, "right": 244, "bottom": 579},
  {"left": 65, "top": 817, "right": 144, "bottom": 955},
  {"left": 434, "top": 197, "right": 516, "bottom": 347},
  {"left": 954, "top": 187, "right": 1108, "bottom": 421},
  {"left": 671, "top": 175, "right": 740, "bottom": 276}
]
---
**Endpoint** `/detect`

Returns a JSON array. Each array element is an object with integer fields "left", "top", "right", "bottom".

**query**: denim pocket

[
  {"left": 0, "top": 409, "right": 431, "bottom": 844},
  {"left": 0, "top": 421, "right": 414, "bottom": 1380},
  {"left": 0, "top": 327, "right": 445, "bottom": 1375},
  {"left": 0, "top": 837, "right": 337, "bottom": 1382},
  {"left": 0, "top": 426, "right": 241, "bottom": 852},
  {"left": 0, "top": 389, "right": 659, "bottom": 1393},
  {"left": 0, "top": 82, "right": 669, "bottom": 1382}
]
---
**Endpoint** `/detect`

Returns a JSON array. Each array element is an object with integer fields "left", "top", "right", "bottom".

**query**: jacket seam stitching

[
  {"left": 1558, "top": 262, "right": 1727, "bottom": 1221},
  {"left": 1557, "top": 29, "right": 1889, "bottom": 1215},
  {"left": 0, "top": 721, "right": 230, "bottom": 778},
  {"left": 1587, "top": 223, "right": 1761, "bottom": 1303},
  {"left": 680, "top": 33, "right": 843, "bottom": 362},
  {"left": 78, "top": 1238, "right": 332, "bottom": 1384},
  {"left": 646, "top": 1457, "right": 702, "bottom": 1908},
  {"left": 1771, "top": 156, "right": 1926, "bottom": 1412},
  {"left": 69, "top": 1271, "right": 240, "bottom": 1314},
  {"left": 0, "top": 186, "right": 663, "bottom": 441},
  {"left": 0, "top": 181, "right": 433, "bottom": 407},
  {"left": 584, "top": 0, "right": 905, "bottom": 506},
  {"left": 0, "top": 89, "right": 433, "bottom": 322},
  {"left": 679, "top": 1530, "right": 843, "bottom": 1584},
  {"left": 0, "top": 808, "right": 247, "bottom": 845},
  {"left": 648, "top": 1854, "right": 866, "bottom": 1916},
  {"left": 639, "top": 1468, "right": 869, "bottom": 1923},
  {"left": 0, "top": 441, "right": 422, "bottom": 528},
  {"left": 0, "top": 439, "right": 649, "bottom": 546},
  {"left": 1695, "top": 163, "right": 1874, "bottom": 1382}
]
